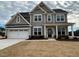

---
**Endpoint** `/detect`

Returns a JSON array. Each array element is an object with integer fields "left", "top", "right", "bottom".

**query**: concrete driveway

[{"left": 0, "top": 39, "right": 25, "bottom": 50}]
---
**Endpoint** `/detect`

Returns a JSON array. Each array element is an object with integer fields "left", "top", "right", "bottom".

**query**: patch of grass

[{"left": 0, "top": 41, "right": 79, "bottom": 57}]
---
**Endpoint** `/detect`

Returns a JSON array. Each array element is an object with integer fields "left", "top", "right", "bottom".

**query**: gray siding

[
  {"left": 7, "top": 14, "right": 29, "bottom": 25},
  {"left": 30, "top": 13, "right": 45, "bottom": 36},
  {"left": 30, "top": 12, "right": 68, "bottom": 36},
  {"left": 28, "top": 2, "right": 68, "bottom": 37},
  {"left": 31, "top": 6, "right": 45, "bottom": 13},
  {"left": 11, "top": 14, "right": 29, "bottom": 25},
  {"left": 30, "top": 14, "right": 44, "bottom": 26}
]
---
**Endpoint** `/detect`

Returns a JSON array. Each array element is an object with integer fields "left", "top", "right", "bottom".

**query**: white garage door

[{"left": 7, "top": 29, "right": 30, "bottom": 39}]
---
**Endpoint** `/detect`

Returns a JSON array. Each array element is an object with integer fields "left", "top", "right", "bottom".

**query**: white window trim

[
  {"left": 47, "top": 14, "right": 52, "bottom": 22},
  {"left": 33, "top": 26, "right": 42, "bottom": 36},
  {"left": 56, "top": 14, "right": 65, "bottom": 22},
  {"left": 33, "top": 14, "right": 42, "bottom": 22},
  {"left": 16, "top": 16, "right": 20, "bottom": 23}
]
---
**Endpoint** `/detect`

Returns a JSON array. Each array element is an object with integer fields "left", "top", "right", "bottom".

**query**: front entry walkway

[
  {"left": 0, "top": 39, "right": 25, "bottom": 50},
  {"left": 48, "top": 38, "right": 56, "bottom": 41}
]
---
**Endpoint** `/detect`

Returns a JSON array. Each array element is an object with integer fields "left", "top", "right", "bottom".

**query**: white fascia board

[
  {"left": 18, "top": 13, "right": 31, "bottom": 26},
  {"left": 6, "top": 28, "right": 30, "bottom": 30}
]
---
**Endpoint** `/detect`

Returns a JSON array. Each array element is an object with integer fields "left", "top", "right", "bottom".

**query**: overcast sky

[{"left": 0, "top": 1, "right": 79, "bottom": 31}]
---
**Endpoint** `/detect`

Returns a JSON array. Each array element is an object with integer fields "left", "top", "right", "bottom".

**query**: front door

[{"left": 48, "top": 28, "right": 52, "bottom": 38}]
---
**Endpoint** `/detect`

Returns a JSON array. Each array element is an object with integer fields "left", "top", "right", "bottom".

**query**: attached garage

[
  {"left": 7, "top": 29, "right": 30, "bottom": 39},
  {"left": 5, "top": 11, "right": 31, "bottom": 39}
]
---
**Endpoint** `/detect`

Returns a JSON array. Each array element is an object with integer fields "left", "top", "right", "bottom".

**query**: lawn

[{"left": 0, "top": 40, "right": 79, "bottom": 57}]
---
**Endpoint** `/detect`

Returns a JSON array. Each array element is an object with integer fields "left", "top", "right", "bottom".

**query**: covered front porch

[{"left": 44, "top": 23, "right": 75, "bottom": 39}]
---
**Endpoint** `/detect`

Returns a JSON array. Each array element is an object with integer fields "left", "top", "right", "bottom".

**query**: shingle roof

[
  {"left": 20, "top": 12, "right": 30, "bottom": 23},
  {"left": 52, "top": 9, "right": 68, "bottom": 13}
]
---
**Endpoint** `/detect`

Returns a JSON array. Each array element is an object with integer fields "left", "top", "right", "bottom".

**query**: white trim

[
  {"left": 6, "top": 25, "right": 31, "bottom": 26},
  {"left": 47, "top": 14, "right": 52, "bottom": 22},
  {"left": 33, "top": 26, "right": 42, "bottom": 28},
  {"left": 56, "top": 14, "right": 65, "bottom": 22},
  {"left": 33, "top": 14, "right": 42, "bottom": 22},
  {"left": 56, "top": 25, "right": 58, "bottom": 39},
  {"left": 6, "top": 28, "right": 30, "bottom": 30},
  {"left": 31, "top": 4, "right": 47, "bottom": 13},
  {"left": 29, "top": 13, "right": 31, "bottom": 23},
  {"left": 71, "top": 25, "right": 74, "bottom": 37},
  {"left": 31, "top": 2, "right": 48, "bottom": 13},
  {"left": 16, "top": 16, "right": 20, "bottom": 23},
  {"left": 18, "top": 13, "right": 31, "bottom": 25},
  {"left": 38, "top": 5, "right": 47, "bottom": 13},
  {"left": 6, "top": 13, "right": 18, "bottom": 25},
  {"left": 33, "top": 26, "right": 42, "bottom": 36},
  {"left": 44, "top": 25, "right": 46, "bottom": 38}
]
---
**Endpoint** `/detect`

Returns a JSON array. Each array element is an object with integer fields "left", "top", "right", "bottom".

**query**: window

[
  {"left": 34, "top": 28, "right": 37, "bottom": 35},
  {"left": 24, "top": 29, "right": 28, "bottom": 31},
  {"left": 19, "top": 29, "right": 23, "bottom": 31},
  {"left": 34, "top": 14, "right": 42, "bottom": 21},
  {"left": 38, "top": 15, "right": 41, "bottom": 21},
  {"left": 47, "top": 14, "right": 52, "bottom": 22},
  {"left": 38, "top": 28, "right": 41, "bottom": 35},
  {"left": 33, "top": 27, "right": 42, "bottom": 36},
  {"left": 10, "top": 29, "right": 18, "bottom": 31},
  {"left": 16, "top": 16, "right": 20, "bottom": 23},
  {"left": 56, "top": 14, "right": 65, "bottom": 22},
  {"left": 58, "top": 28, "right": 65, "bottom": 36},
  {"left": 57, "top": 15, "right": 60, "bottom": 21},
  {"left": 35, "top": 16, "right": 37, "bottom": 21},
  {"left": 61, "top": 15, "right": 64, "bottom": 21}
]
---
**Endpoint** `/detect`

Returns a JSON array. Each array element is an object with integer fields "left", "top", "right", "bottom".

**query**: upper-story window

[
  {"left": 57, "top": 15, "right": 60, "bottom": 21},
  {"left": 47, "top": 14, "right": 52, "bottom": 22},
  {"left": 34, "top": 14, "right": 42, "bottom": 22},
  {"left": 56, "top": 14, "right": 65, "bottom": 22},
  {"left": 61, "top": 15, "right": 64, "bottom": 21}
]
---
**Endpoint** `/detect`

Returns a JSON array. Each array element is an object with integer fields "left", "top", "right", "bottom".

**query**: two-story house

[{"left": 5, "top": 2, "right": 75, "bottom": 39}]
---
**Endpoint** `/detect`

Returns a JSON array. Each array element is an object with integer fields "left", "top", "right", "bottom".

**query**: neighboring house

[{"left": 5, "top": 2, "right": 75, "bottom": 39}]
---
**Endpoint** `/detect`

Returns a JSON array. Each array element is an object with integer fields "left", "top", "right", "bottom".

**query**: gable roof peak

[
  {"left": 31, "top": 1, "right": 53, "bottom": 13},
  {"left": 38, "top": 1, "right": 45, "bottom": 5}
]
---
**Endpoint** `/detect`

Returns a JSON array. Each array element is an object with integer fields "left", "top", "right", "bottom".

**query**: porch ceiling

[{"left": 44, "top": 23, "right": 75, "bottom": 26}]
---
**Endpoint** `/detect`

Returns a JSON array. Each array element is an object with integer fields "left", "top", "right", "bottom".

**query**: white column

[
  {"left": 5, "top": 29, "right": 7, "bottom": 38},
  {"left": 56, "top": 25, "right": 58, "bottom": 39},
  {"left": 44, "top": 25, "right": 46, "bottom": 38},
  {"left": 5, "top": 28, "right": 7, "bottom": 36},
  {"left": 71, "top": 25, "right": 74, "bottom": 37},
  {"left": 29, "top": 27, "right": 31, "bottom": 36}
]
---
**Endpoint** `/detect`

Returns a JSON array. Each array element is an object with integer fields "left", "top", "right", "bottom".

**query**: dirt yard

[{"left": 0, "top": 40, "right": 79, "bottom": 57}]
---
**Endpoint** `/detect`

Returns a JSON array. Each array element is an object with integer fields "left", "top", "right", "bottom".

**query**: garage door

[{"left": 7, "top": 29, "right": 30, "bottom": 39}]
